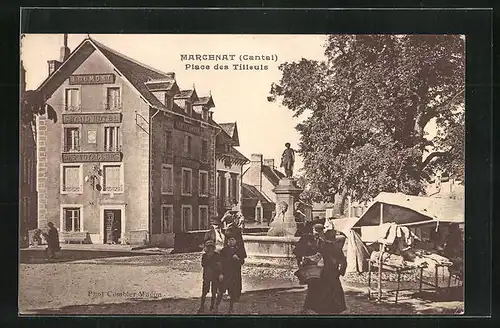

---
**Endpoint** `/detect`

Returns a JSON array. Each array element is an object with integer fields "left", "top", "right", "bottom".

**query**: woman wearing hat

[{"left": 293, "top": 221, "right": 347, "bottom": 314}]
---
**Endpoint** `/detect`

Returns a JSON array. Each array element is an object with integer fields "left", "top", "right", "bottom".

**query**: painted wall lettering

[
  {"left": 62, "top": 152, "right": 122, "bottom": 163},
  {"left": 69, "top": 74, "right": 116, "bottom": 85},
  {"left": 63, "top": 113, "right": 122, "bottom": 124}
]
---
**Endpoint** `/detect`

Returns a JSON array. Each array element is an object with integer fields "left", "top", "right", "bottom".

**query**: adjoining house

[
  {"left": 214, "top": 122, "right": 249, "bottom": 216},
  {"left": 20, "top": 60, "right": 37, "bottom": 245},
  {"left": 34, "top": 36, "right": 241, "bottom": 247},
  {"left": 241, "top": 154, "right": 286, "bottom": 223}
]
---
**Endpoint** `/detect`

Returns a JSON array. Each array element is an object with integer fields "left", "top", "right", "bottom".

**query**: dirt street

[{"left": 19, "top": 252, "right": 462, "bottom": 315}]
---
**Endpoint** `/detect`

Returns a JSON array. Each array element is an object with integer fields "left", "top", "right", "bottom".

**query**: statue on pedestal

[{"left": 280, "top": 142, "right": 295, "bottom": 178}]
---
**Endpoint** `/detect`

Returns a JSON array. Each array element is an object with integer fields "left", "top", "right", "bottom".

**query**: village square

[{"left": 19, "top": 34, "right": 464, "bottom": 315}]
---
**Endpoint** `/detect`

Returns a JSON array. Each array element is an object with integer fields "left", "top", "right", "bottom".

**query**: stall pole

[{"left": 377, "top": 203, "right": 384, "bottom": 302}]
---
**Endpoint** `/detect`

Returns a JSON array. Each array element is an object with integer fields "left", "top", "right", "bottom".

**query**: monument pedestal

[
  {"left": 242, "top": 178, "right": 304, "bottom": 266},
  {"left": 268, "top": 178, "right": 303, "bottom": 236}
]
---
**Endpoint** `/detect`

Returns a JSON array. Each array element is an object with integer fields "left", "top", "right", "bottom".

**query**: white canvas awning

[{"left": 337, "top": 192, "right": 464, "bottom": 228}]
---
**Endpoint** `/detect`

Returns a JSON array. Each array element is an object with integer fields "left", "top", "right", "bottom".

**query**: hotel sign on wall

[
  {"left": 62, "top": 152, "right": 122, "bottom": 163},
  {"left": 63, "top": 113, "right": 122, "bottom": 124},
  {"left": 69, "top": 74, "right": 116, "bottom": 85},
  {"left": 174, "top": 120, "right": 201, "bottom": 136}
]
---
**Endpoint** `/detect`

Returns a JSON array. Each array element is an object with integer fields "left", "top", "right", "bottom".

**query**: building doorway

[{"left": 104, "top": 209, "right": 121, "bottom": 244}]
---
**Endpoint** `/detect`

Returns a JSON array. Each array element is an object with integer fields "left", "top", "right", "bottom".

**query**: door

[{"left": 104, "top": 209, "right": 121, "bottom": 244}]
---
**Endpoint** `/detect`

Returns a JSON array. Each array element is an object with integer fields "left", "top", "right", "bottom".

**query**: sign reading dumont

[
  {"left": 62, "top": 152, "right": 122, "bottom": 163},
  {"left": 63, "top": 113, "right": 122, "bottom": 124},
  {"left": 69, "top": 74, "right": 116, "bottom": 85}
]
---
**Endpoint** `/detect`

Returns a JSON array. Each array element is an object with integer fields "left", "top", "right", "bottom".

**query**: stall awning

[{"left": 348, "top": 192, "right": 464, "bottom": 228}]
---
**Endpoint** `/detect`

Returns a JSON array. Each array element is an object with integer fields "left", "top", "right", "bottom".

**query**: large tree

[{"left": 269, "top": 35, "right": 464, "bottom": 207}]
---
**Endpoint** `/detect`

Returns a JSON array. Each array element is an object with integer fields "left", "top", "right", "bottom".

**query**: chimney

[
  {"left": 263, "top": 158, "right": 275, "bottom": 169},
  {"left": 47, "top": 60, "right": 62, "bottom": 76},
  {"left": 60, "top": 34, "right": 71, "bottom": 62},
  {"left": 251, "top": 154, "right": 263, "bottom": 166},
  {"left": 250, "top": 154, "right": 263, "bottom": 192}
]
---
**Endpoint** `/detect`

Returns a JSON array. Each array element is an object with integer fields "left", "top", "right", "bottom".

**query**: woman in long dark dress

[{"left": 294, "top": 223, "right": 347, "bottom": 314}]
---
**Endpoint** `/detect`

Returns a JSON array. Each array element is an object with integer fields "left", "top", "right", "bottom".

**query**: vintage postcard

[{"left": 19, "top": 33, "right": 465, "bottom": 315}]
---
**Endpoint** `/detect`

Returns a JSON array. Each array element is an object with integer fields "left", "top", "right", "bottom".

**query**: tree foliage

[
  {"left": 270, "top": 35, "right": 465, "bottom": 204},
  {"left": 20, "top": 34, "right": 57, "bottom": 126}
]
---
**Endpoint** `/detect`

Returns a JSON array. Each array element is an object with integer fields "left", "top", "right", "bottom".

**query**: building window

[
  {"left": 161, "top": 205, "right": 174, "bottom": 233},
  {"left": 256, "top": 206, "right": 262, "bottom": 221},
  {"left": 161, "top": 164, "right": 173, "bottom": 195},
  {"left": 106, "top": 87, "right": 121, "bottom": 110},
  {"left": 65, "top": 88, "right": 80, "bottom": 111},
  {"left": 202, "top": 110, "right": 208, "bottom": 121},
  {"left": 63, "top": 207, "right": 81, "bottom": 232},
  {"left": 199, "top": 170, "right": 209, "bottom": 197},
  {"left": 201, "top": 139, "right": 208, "bottom": 162},
  {"left": 182, "top": 168, "right": 192, "bottom": 196},
  {"left": 199, "top": 205, "right": 209, "bottom": 230},
  {"left": 181, "top": 205, "right": 192, "bottom": 232},
  {"left": 165, "top": 131, "right": 172, "bottom": 154},
  {"left": 61, "top": 164, "right": 83, "bottom": 194},
  {"left": 104, "top": 126, "right": 121, "bottom": 152},
  {"left": 184, "top": 135, "right": 192, "bottom": 155},
  {"left": 101, "top": 164, "right": 124, "bottom": 193},
  {"left": 64, "top": 127, "right": 80, "bottom": 152}
]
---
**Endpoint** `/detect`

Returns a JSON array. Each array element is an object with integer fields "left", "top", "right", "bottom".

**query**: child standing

[
  {"left": 198, "top": 240, "right": 223, "bottom": 313},
  {"left": 219, "top": 235, "right": 245, "bottom": 313}
]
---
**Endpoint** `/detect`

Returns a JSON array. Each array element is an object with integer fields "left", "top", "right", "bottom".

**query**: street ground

[{"left": 19, "top": 249, "right": 463, "bottom": 315}]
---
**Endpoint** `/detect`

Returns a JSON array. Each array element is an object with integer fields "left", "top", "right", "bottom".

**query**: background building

[
  {"left": 20, "top": 60, "right": 38, "bottom": 244},
  {"left": 35, "top": 36, "right": 229, "bottom": 247},
  {"left": 241, "top": 154, "right": 285, "bottom": 223},
  {"left": 214, "top": 122, "right": 249, "bottom": 216}
]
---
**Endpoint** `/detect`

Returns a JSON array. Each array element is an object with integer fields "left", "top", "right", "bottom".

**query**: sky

[{"left": 21, "top": 34, "right": 330, "bottom": 173}]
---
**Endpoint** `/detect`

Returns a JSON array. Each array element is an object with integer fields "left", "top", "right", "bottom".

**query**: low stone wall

[
  {"left": 242, "top": 235, "right": 300, "bottom": 267},
  {"left": 174, "top": 230, "right": 209, "bottom": 253}
]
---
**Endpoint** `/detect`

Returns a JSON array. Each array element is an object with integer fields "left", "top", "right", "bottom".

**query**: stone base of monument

[
  {"left": 242, "top": 234, "right": 300, "bottom": 267},
  {"left": 241, "top": 177, "right": 303, "bottom": 267}
]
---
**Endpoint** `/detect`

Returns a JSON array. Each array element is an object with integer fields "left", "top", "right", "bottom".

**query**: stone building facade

[{"left": 35, "top": 37, "right": 228, "bottom": 247}]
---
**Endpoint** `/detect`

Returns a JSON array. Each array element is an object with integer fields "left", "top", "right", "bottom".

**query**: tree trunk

[{"left": 333, "top": 190, "right": 348, "bottom": 217}]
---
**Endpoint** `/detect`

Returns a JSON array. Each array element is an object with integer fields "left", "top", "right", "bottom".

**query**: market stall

[{"left": 336, "top": 192, "right": 464, "bottom": 303}]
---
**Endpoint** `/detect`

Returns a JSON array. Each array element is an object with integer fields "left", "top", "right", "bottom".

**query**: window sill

[
  {"left": 61, "top": 191, "right": 84, "bottom": 195},
  {"left": 100, "top": 191, "right": 124, "bottom": 195},
  {"left": 161, "top": 191, "right": 174, "bottom": 196},
  {"left": 181, "top": 193, "right": 193, "bottom": 197}
]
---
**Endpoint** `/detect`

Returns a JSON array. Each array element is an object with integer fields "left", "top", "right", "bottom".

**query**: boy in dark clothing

[
  {"left": 198, "top": 240, "right": 223, "bottom": 313},
  {"left": 218, "top": 235, "right": 245, "bottom": 313}
]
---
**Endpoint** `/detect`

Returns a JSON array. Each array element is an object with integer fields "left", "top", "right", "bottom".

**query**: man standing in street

[{"left": 44, "top": 222, "right": 60, "bottom": 260}]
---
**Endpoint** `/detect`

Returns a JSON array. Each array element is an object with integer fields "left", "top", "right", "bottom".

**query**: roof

[
  {"left": 261, "top": 165, "right": 286, "bottom": 186},
  {"left": 219, "top": 123, "right": 240, "bottom": 146},
  {"left": 145, "top": 79, "right": 178, "bottom": 92},
  {"left": 216, "top": 145, "right": 249, "bottom": 164},
  {"left": 194, "top": 96, "right": 215, "bottom": 108},
  {"left": 91, "top": 38, "right": 173, "bottom": 109},
  {"left": 241, "top": 183, "right": 273, "bottom": 207},
  {"left": 352, "top": 192, "right": 464, "bottom": 227},
  {"left": 175, "top": 89, "right": 198, "bottom": 100}
]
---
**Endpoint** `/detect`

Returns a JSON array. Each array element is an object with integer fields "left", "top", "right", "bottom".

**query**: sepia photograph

[{"left": 19, "top": 33, "right": 465, "bottom": 316}]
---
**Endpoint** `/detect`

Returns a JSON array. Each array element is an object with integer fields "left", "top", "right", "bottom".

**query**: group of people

[
  {"left": 293, "top": 218, "right": 348, "bottom": 314},
  {"left": 199, "top": 209, "right": 247, "bottom": 314},
  {"left": 199, "top": 208, "right": 348, "bottom": 315}
]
